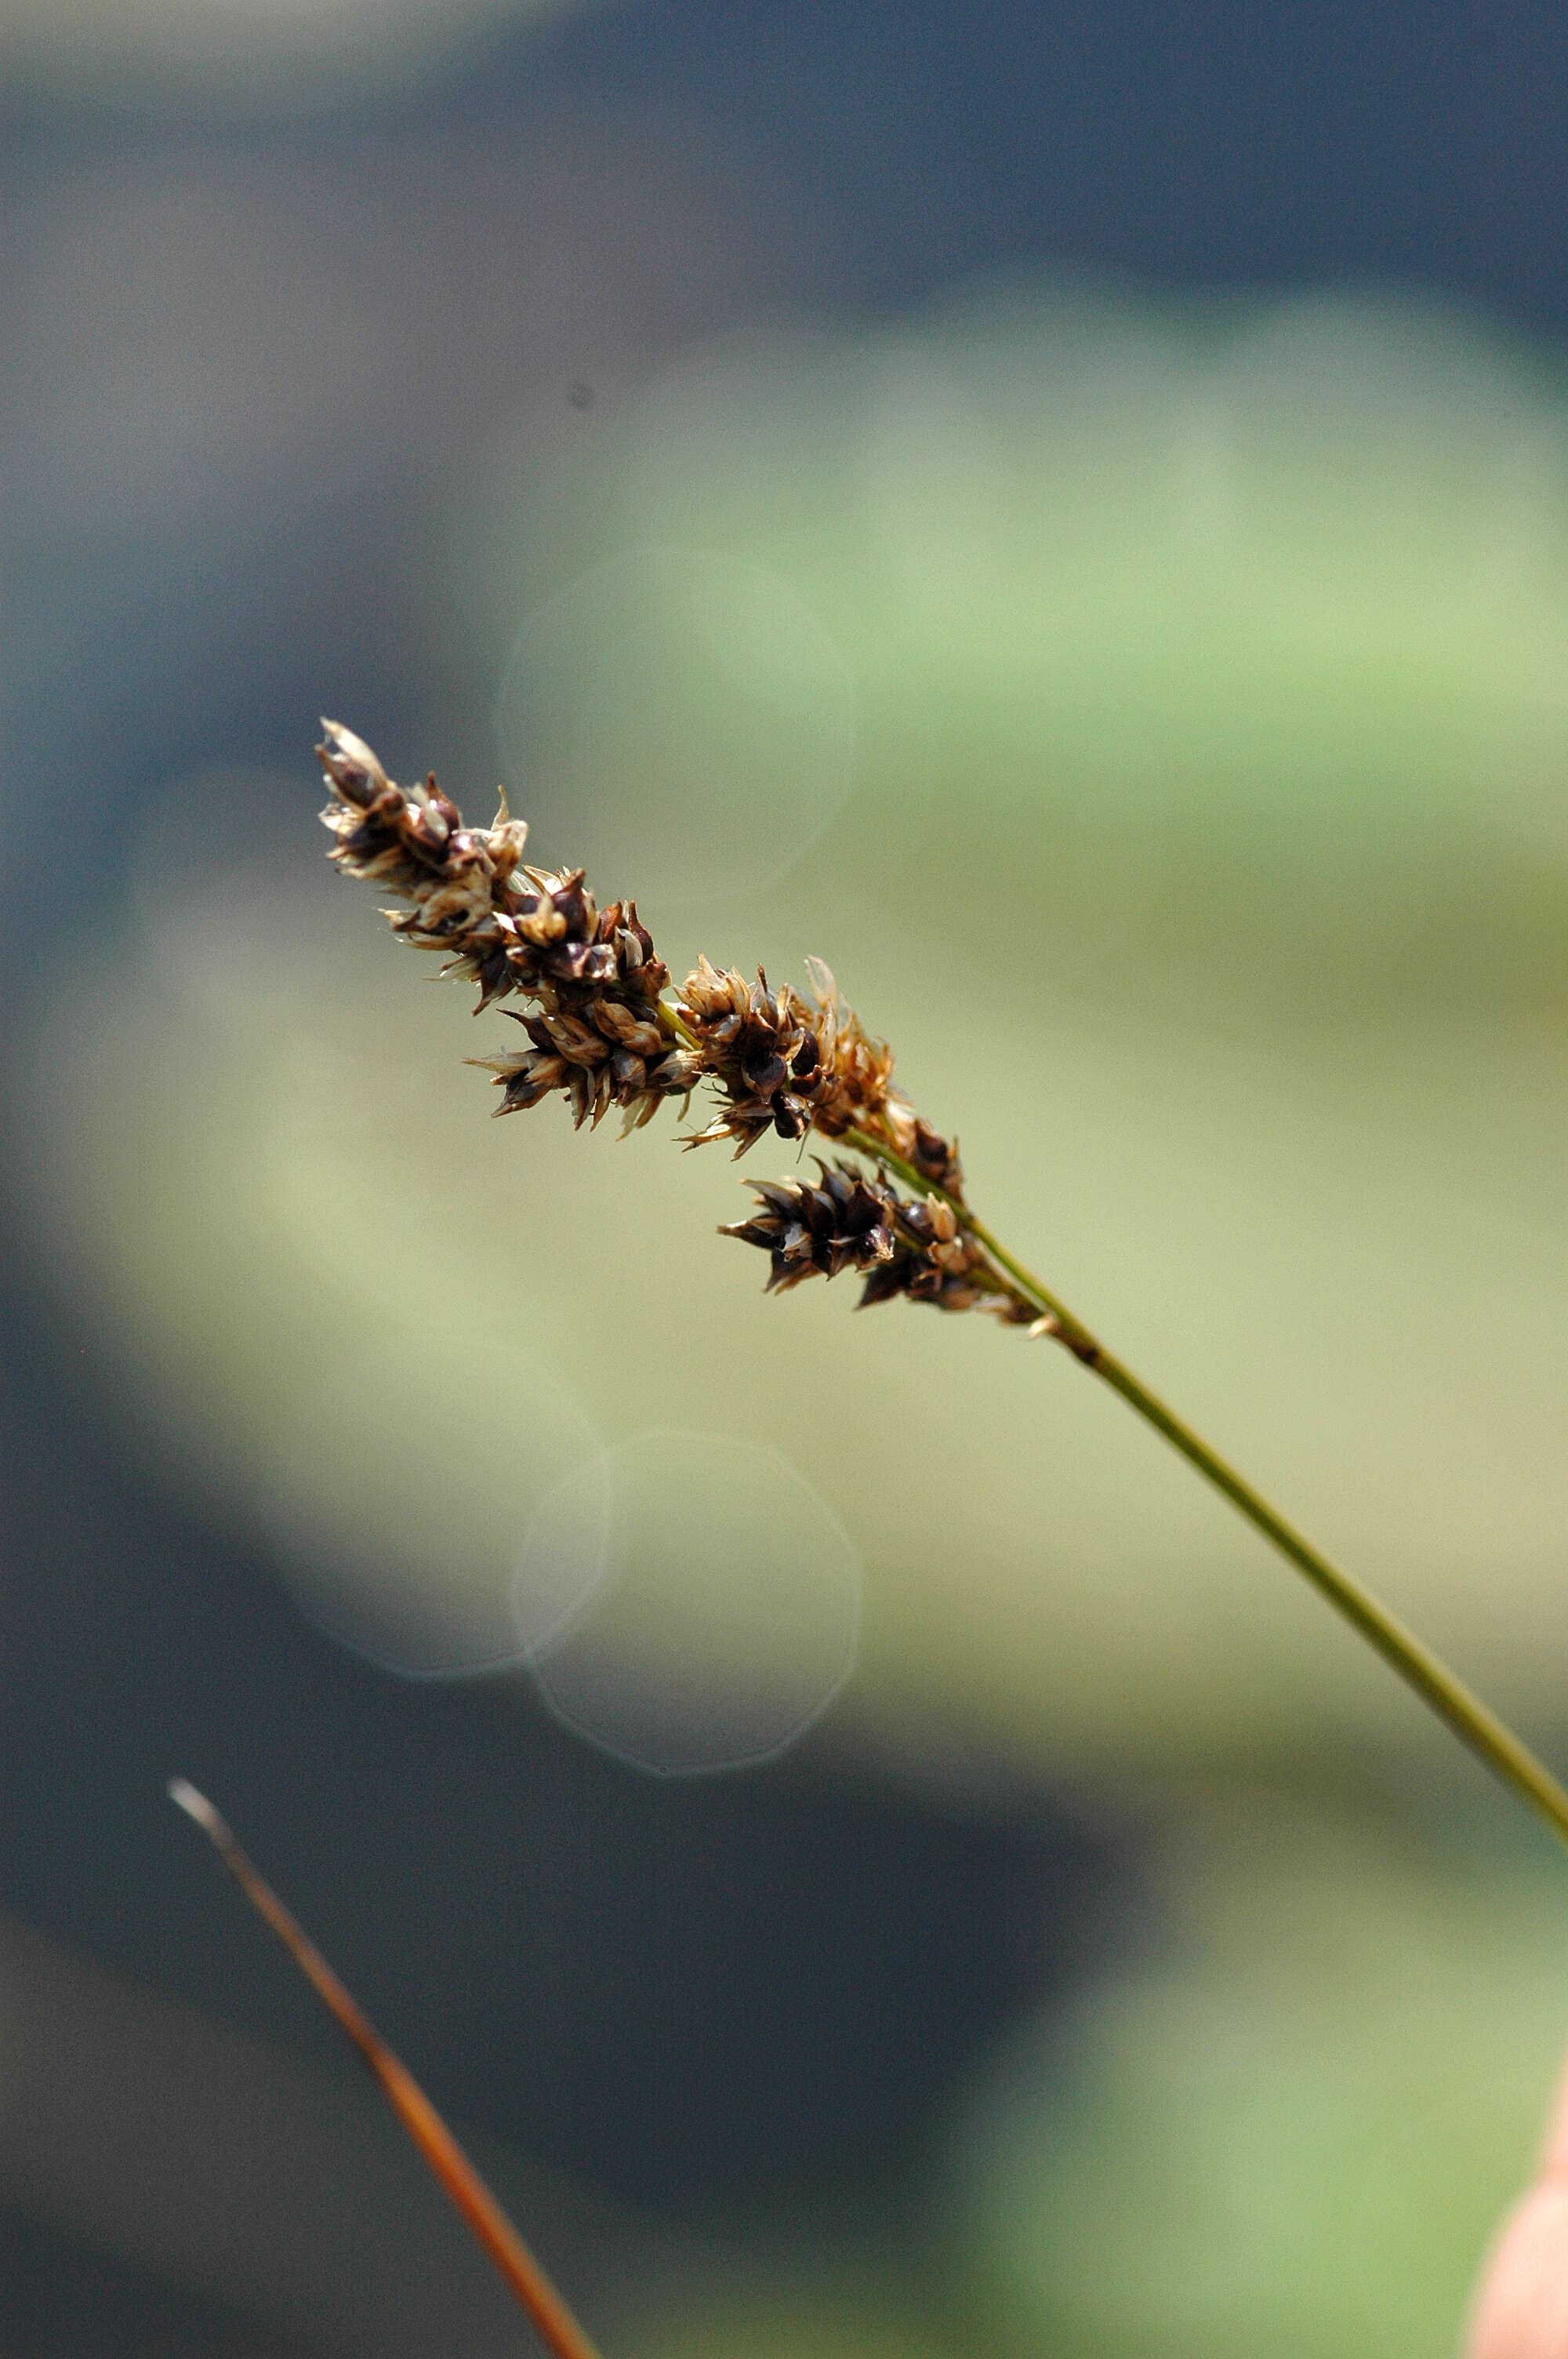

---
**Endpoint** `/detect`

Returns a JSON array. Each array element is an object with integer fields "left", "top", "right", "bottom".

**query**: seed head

[{"left": 318, "top": 724, "right": 1019, "bottom": 1322}]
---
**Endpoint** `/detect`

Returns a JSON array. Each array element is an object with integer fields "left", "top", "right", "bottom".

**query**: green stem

[{"left": 840, "top": 1123, "right": 1568, "bottom": 1855}]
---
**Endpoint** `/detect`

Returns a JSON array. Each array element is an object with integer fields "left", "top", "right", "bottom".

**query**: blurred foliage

[
  {"left": 946, "top": 1793, "right": 1568, "bottom": 2359},
  {"left": 537, "top": 1794, "right": 1568, "bottom": 2358},
  {"left": 630, "top": 2293, "right": 960, "bottom": 2359},
  {"left": 1, "top": 0, "right": 611, "bottom": 102},
  {"left": 455, "top": 283, "right": 1568, "bottom": 1019}
]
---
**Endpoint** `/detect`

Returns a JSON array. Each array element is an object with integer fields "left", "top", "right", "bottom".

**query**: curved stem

[{"left": 839, "top": 1125, "right": 1568, "bottom": 1855}]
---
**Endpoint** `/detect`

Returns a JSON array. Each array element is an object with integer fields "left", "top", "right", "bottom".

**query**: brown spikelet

[
  {"left": 669, "top": 954, "right": 963, "bottom": 1190},
  {"left": 720, "top": 1161, "right": 1034, "bottom": 1320},
  {"left": 318, "top": 721, "right": 699, "bottom": 1133}
]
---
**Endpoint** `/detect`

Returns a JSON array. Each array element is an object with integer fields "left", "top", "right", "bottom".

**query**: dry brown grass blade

[{"left": 169, "top": 1779, "right": 604, "bottom": 2359}]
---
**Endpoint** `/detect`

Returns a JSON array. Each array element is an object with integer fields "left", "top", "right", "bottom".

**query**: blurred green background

[{"left": 3, "top": 5, "right": 1567, "bottom": 2354}]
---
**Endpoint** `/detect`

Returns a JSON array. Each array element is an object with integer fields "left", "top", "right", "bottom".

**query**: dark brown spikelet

[
  {"left": 857, "top": 1190, "right": 1031, "bottom": 1318},
  {"left": 318, "top": 722, "right": 702, "bottom": 1132},
  {"left": 720, "top": 1161, "right": 898, "bottom": 1291},
  {"left": 675, "top": 954, "right": 964, "bottom": 1193},
  {"left": 722, "top": 1162, "right": 1034, "bottom": 1321}
]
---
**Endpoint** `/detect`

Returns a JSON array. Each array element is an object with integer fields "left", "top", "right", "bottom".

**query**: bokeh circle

[{"left": 519, "top": 1427, "right": 863, "bottom": 1776}]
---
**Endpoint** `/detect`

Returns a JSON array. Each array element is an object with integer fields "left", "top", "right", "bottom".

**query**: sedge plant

[
  {"left": 204, "top": 718, "right": 1566, "bottom": 2349},
  {"left": 314, "top": 718, "right": 1568, "bottom": 1856}
]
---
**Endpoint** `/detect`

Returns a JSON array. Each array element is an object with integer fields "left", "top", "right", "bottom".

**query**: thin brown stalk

[{"left": 168, "top": 1779, "right": 604, "bottom": 2359}]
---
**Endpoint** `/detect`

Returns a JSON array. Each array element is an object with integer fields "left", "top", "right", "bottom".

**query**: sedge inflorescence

[
  {"left": 720, "top": 1162, "right": 1018, "bottom": 1316},
  {"left": 318, "top": 722, "right": 1037, "bottom": 1327}
]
